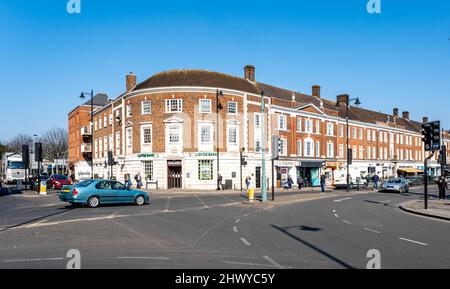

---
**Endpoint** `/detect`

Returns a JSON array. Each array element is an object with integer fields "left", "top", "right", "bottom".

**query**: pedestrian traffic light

[
  {"left": 34, "top": 142, "right": 42, "bottom": 162},
  {"left": 21, "top": 145, "right": 29, "bottom": 169},
  {"left": 430, "top": 121, "right": 441, "bottom": 151},
  {"left": 241, "top": 156, "right": 247, "bottom": 166},
  {"left": 422, "top": 123, "right": 432, "bottom": 151},
  {"left": 440, "top": 145, "right": 447, "bottom": 166},
  {"left": 108, "top": 151, "right": 114, "bottom": 166},
  {"left": 271, "top": 135, "right": 279, "bottom": 160}
]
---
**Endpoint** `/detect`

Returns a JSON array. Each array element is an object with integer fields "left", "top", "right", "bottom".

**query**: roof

[
  {"left": 132, "top": 70, "right": 260, "bottom": 94},
  {"left": 82, "top": 93, "right": 110, "bottom": 107}
]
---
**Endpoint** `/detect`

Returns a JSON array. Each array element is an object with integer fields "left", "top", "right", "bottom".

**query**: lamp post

[
  {"left": 80, "top": 90, "right": 94, "bottom": 180},
  {"left": 216, "top": 89, "right": 224, "bottom": 190},
  {"left": 260, "top": 91, "right": 267, "bottom": 202},
  {"left": 336, "top": 94, "right": 361, "bottom": 192}
]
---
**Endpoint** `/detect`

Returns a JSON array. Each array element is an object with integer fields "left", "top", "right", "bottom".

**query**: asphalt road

[{"left": 0, "top": 185, "right": 448, "bottom": 269}]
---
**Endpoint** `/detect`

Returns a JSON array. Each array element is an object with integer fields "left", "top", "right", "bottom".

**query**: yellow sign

[{"left": 40, "top": 181, "right": 47, "bottom": 195}]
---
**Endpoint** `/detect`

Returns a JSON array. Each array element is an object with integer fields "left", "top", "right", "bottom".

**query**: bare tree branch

[{"left": 39, "top": 127, "right": 68, "bottom": 161}]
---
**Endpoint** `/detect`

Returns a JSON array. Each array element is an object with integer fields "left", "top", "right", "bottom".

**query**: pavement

[
  {"left": 399, "top": 198, "right": 450, "bottom": 221},
  {"left": 0, "top": 184, "right": 449, "bottom": 269}
]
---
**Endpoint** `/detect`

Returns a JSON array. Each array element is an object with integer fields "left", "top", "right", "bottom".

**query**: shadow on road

[{"left": 271, "top": 224, "right": 354, "bottom": 269}]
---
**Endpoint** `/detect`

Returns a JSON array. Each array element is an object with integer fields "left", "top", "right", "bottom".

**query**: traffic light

[
  {"left": 430, "top": 121, "right": 441, "bottom": 151},
  {"left": 241, "top": 156, "right": 247, "bottom": 166},
  {"left": 440, "top": 145, "right": 447, "bottom": 166},
  {"left": 108, "top": 151, "right": 114, "bottom": 166},
  {"left": 347, "top": 148, "right": 352, "bottom": 165},
  {"left": 271, "top": 135, "right": 279, "bottom": 160},
  {"left": 421, "top": 123, "right": 432, "bottom": 151},
  {"left": 21, "top": 145, "right": 29, "bottom": 169},
  {"left": 278, "top": 138, "right": 283, "bottom": 153},
  {"left": 35, "top": 142, "right": 43, "bottom": 162}
]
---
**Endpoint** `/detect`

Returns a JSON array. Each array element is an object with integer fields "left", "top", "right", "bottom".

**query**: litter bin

[{"left": 225, "top": 179, "right": 233, "bottom": 190}]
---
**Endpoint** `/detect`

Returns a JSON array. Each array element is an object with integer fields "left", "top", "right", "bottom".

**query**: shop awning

[{"left": 397, "top": 168, "right": 422, "bottom": 174}]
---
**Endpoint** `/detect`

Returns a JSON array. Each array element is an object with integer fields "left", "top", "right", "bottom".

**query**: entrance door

[
  {"left": 168, "top": 161, "right": 182, "bottom": 189},
  {"left": 255, "top": 167, "right": 261, "bottom": 188}
]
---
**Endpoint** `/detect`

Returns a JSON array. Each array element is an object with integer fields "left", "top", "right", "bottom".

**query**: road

[{"left": 0, "top": 185, "right": 448, "bottom": 269}]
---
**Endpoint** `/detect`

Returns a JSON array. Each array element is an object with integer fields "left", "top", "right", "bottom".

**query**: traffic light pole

[
  {"left": 271, "top": 158, "right": 275, "bottom": 201},
  {"left": 260, "top": 92, "right": 267, "bottom": 202},
  {"left": 424, "top": 151, "right": 436, "bottom": 210}
]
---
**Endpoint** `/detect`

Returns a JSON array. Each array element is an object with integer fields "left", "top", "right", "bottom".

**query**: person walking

[
  {"left": 297, "top": 176, "right": 303, "bottom": 190},
  {"left": 438, "top": 176, "right": 448, "bottom": 200},
  {"left": 125, "top": 175, "right": 132, "bottom": 190},
  {"left": 287, "top": 176, "right": 293, "bottom": 189},
  {"left": 135, "top": 173, "right": 143, "bottom": 189},
  {"left": 373, "top": 174, "right": 380, "bottom": 191},
  {"left": 218, "top": 174, "right": 224, "bottom": 191},
  {"left": 320, "top": 174, "right": 326, "bottom": 192}
]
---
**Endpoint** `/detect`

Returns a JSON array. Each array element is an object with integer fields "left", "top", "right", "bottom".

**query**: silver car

[{"left": 382, "top": 178, "right": 409, "bottom": 193}]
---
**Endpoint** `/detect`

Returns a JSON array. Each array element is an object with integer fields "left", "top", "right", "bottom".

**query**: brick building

[
  {"left": 68, "top": 94, "right": 111, "bottom": 180},
  {"left": 77, "top": 66, "right": 449, "bottom": 190}
]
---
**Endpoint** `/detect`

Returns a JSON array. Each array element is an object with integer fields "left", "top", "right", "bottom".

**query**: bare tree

[
  {"left": 6, "top": 134, "right": 33, "bottom": 153},
  {"left": 39, "top": 127, "right": 68, "bottom": 161}
]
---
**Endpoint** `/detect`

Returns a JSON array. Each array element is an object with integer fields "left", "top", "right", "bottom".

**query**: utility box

[{"left": 225, "top": 179, "right": 233, "bottom": 190}]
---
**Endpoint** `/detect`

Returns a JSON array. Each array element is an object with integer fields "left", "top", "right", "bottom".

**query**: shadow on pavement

[{"left": 271, "top": 224, "right": 354, "bottom": 269}]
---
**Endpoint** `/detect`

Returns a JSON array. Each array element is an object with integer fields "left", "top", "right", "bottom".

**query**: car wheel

[
  {"left": 87, "top": 196, "right": 100, "bottom": 208},
  {"left": 135, "top": 195, "right": 145, "bottom": 206}
]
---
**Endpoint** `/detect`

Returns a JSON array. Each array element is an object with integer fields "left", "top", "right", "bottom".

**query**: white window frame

[
  {"left": 199, "top": 123, "right": 212, "bottom": 145},
  {"left": 140, "top": 124, "right": 152, "bottom": 153},
  {"left": 115, "top": 131, "right": 121, "bottom": 155},
  {"left": 126, "top": 104, "right": 132, "bottom": 118},
  {"left": 297, "top": 140, "right": 302, "bottom": 157},
  {"left": 339, "top": 125, "right": 344, "bottom": 137},
  {"left": 165, "top": 99, "right": 183, "bottom": 113},
  {"left": 305, "top": 119, "right": 313, "bottom": 133},
  {"left": 199, "top": 99, "right": 212, "bottom": 113},
  {"left": 326, "top": 123, "right": 334, "bottom": 136},
  {"left": 278, "top": 115, "right": 287, "bottom": 131},
  {"left": 304, "top": 139, "right": 314, "bottom": 157},
  {"left": 142, "top": 100, "right": 152, "bottom": 115},
  {"left": 316, "top": 141, "right": 321, "bottom": 158},
  {"left": 296, "top": 118, "right": 302, "bottom": 132},
  {"left": 327, "top": 142, "right": 334, "bottom": 158},
  {"left": 227, "top": 101, "right": 238, "bottom": 115},
  {"left": 339, "top": 144, "right": 344, "bottom": 159},
  {"left": 126, "top": 127, "right": 133, "bottom": 154},
  {"left": 280, "top": 138, "right": 288, "bottom": 156},
  {"left": 227, "top": 124, "right": 239, "bottom": 149}
]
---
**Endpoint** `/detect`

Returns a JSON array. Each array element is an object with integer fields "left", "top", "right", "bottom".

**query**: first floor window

[
  {"left": 142, "top": 161, "right": 153, "bottom": 180},
  {"left": 305, "top": 119, "right": 313, "bottom": 133},
  {"left": 339, "top": 144, "right": 344, "bottom": 158},
  {"left": 199, "top": 99, "right": 211, "bottom": 113},
  {"left": 280, "top": 138, "right": 287, "bottom": 156},
  {"left": 166, "top": 99, "right": 182, "bottom": 112},
  {"left": 278, "top": 115, "right": 287, "bottom": 130},
  {"left": 228, "top": 125, "right": 238, "bottom": 146},
  {"left": 126, "top": 127, "right": 133, "bottom": 154},
  {"left": 228, "top": 101, "right": 237, "bottom": 114},
  {"left": 359, "top": 146, "right": 363, "bottom": 159},
  {"left": 304, "top": 139, "right": 314, "bottom": 157},
  {"left": 126, "top": 104, "right": 132, "bottom": 118},
  {"left": 142, "top": 125, "right": 152, "bottom": 145},
  {"left": 297, "top": 140, "right": 302, "bottom": 157},
  {"left": 296, "top": 118, "right": 302, "bottom": 132},
  {"left": 380, "top": 147, "right": 383, "bottom": 160},
  {"left": 316, "top": 142, "right": 320, "bottom": 157},
  {"left": 103, "top": 136, "right": 108, "bottom": 157},
  {"left": 198, "top": 160, "right": 213, "bottom": 180},
  {"left": 94, "top": 139, "right": 98, "bottom": 159},
  {"left": 115, "top": 132, "right": 120, "bottom": 155},
  {"left": 367, "top": 146, "right": 371, "bottom": 159},
  {"left": 353, "top": 145, "right": 357, "bottom": 159},
  {"left": 200, "top": 124, "right": 211, "bottom": 144},
  {"left": 142, "top": 100, "right": 152, "bottom": 115},
  {"left": 372, "top": 147, "right": 377, "bottom": 159},
  {"left": 327, "top": 142, "right": 334, "bottom": 158},
  {"left": 169, "top": 126, "right": 180, "bottom": 143}
]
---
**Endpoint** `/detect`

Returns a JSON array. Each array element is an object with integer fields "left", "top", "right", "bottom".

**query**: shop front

[{"left": 297, "top": 160, "right": 325, "bottom": 187}]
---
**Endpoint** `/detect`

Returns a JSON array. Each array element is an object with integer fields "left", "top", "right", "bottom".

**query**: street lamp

[
  {"left": 336, "top": 94, "right": 361, "bottom": 192},
  {"left": 216, "top": 89, "right": 224, "bottom": 190},
  {"left": 80, "top": 90, "right": 94, "bottom": 180}
]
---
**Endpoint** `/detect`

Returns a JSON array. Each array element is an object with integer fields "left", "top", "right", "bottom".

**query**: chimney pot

[
  {"left": 126, "top": 73, "right": 137, "bottom": 92},
  {"left": 402, "top": 111, "right": 410, "bottom": 120},
  {"left": 312, "top": 85, "right": 321, "bottom": 98},
  {"left": 244, "top": 65, "right": 255, "bottom": 82},
  {"left": 393, "top": 108, "right": 399, "bottom": 117}
]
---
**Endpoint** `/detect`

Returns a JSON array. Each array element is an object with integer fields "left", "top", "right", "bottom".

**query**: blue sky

[{"left": 0, "top": 0, "right": 449, "bottom": 141}]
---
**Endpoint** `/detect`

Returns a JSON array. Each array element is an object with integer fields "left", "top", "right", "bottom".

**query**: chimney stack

[
  {"left": 423, "top": 116, "right": 429, "bottom": 123},
  {"left": 393, "top": 108, "right": 399, "bottom": 117},
  {"left": 402, "top": 111, "right": 410, "bottom": 120},
  {"left": 244, "top": 65, "right": 255, "bottom": 82},
  {"left": 126, "top": 72, "right": 137, "bottom": 92},
  {"left": 312, "top": 85, "right": 321, "bottom": 98}
]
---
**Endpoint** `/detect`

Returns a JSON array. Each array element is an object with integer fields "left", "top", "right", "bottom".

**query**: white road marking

[
  {"left": 399, "top": 238, "right": 428, "bottom": 246},
  {"left": 116, "top": 256, "right": 170, "bottom": 260},
  {"left": 240, "top": 237, "right": 251, "bottom": 246},
  {"left": 164, "top": 197, "right": 171, "bottom": 212},
  {"left": 225, "top": 261, "right": 278, "bottom": 268},
  {"left": 235, "top": 219, "right": 240, "bottom": 224},
  {"left": 4, "top": 257, "right": 64, "bottom": 263},
  {"left": 334, "top": 197, "right": 353, "bottom": 202},
  {"left": 267, "top": 206, "right": 274, "bottom": 209},
  {"left": 233, "top": 226, "right": 238, "bottom": 233},
  {"left": 332, "top": 209, "right": 336, "bottom": 213},
  {"left": 243, "top": 213, "right": 250, "bottom": 217},
  {"left": 262, "top": 255, "right": 285, "bottom": 269},
  {"left": 195, "top": 195, "right": 209, "bottom": 208},
  {"left": 334, "top": 214, "right": 339, "bottom": 218},
  {"left": 255, "top": 209, "right": 262, "bottom": 213},
  {"left": 363, "top": 227, "right": 381, "bottom": 234},
  {"left": 343, "top": 220, "right": 352, "bottom": 225}
]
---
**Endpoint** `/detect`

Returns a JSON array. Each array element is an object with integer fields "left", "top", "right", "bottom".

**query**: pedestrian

[
  {"left": 297, "top": 176, "right": 303, "bottom": 190},
  {"left": 373, "top": 174, "right": 380, "bottom": 191},
  {"left": 135, "top": 173, "right": 142, "bottom": 189},
  {"left": 125, "top": 175, "right": 132, "bottom": 190},
  {"left": 438, "top": 177, "right": 448, "bottom": 200},
  {"left": 70, "top": 172, "right": 75, "bottom": 183},
  {"left": 218, "top": 174, "right": 223, "bottom": 190},
  {"left": 245, "top": 175, "right": 250, "bottom": 190},
  {"left": 247, "top": 176, "right": 254, "bottom": 201},
  {"left": 320, "top": 174, "right": 326, "bottom": 192},
  {"left": 287, "top": 176, "right": 293, "bottom": 189}
]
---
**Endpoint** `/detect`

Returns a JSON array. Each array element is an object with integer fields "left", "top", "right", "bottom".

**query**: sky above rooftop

[{"left": 0, "top": 0, "right": 449, "bottom": 140}]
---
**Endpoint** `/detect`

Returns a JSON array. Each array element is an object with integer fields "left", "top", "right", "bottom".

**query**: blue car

[{"left": 59, "top": 180, "right": 150, "bottom": 208}]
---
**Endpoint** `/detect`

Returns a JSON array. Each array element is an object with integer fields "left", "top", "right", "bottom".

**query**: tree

[
  {"left": 6, "top": 134, "right": 33, "bottom": 153},
  {"left": 0, "top": 142, "right": 6, "bottom": 159},
  {"left": 39, "top": 127, "right": 68, "bottom": 161}
]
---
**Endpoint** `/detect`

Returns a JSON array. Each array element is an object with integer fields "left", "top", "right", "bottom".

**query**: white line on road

[
  {"left": 363, "top": 227, "right": 381, "bottom": 234},
  {"left": 334, "top": 197, "right": 353, "bottom": 202},
  {"left": 267, "top": 206, "right": 274, "bottom": 209},
  {"left": 233, "top": 226, "right": 238, "bottom": 233},
  {"left": 116, "top": 256, "right": 170, "bottom": 260},
  {"left": 343, "top": 220, "right": 352, "bottom": 225},
  {"left": 334, "top": 214, "right": 339, "bottom": 218},
  {"left": 399, "top": 238, "right": 428, "bottom": 246},
  {"left": 195, "top": 195, "right": 209, "bottom": 208},
  {"left": 240, "top": 237, "right": 251, "bottom": 246},
  {"left": 235, "top": 219, "right": 240, "bottom": 224},
  {"left": 243, "top": 213, "right": 250, "bottom": 217},
  {"left": 225, "top": 261, "right": 278, "bottom": 268},
  {"left": 164, "top": 197, "right": 172, "bottom": 212},
  {"left": 262, "top": 255, "right": 285, "bottom": 269},
  {"left": 4, "top": 257, "right": 64, "bottom": 263},
  {"left": 332, "top": 209, "right": 336, "bottom": 213}
]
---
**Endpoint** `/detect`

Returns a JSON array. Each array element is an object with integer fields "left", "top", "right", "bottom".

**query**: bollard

[{"left": 248, "top": 187, "right": 254, "bottom": 202}]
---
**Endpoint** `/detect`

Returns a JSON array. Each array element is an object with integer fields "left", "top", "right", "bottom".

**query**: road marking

[
  {"left": 334, "top": 197, "right": 353, "bottom": 202},
  {"left": 116, "top": 256, "right": 170, "bottom": 260},
  {"left": 262, "top": 255, "right": 285, "bottom": 269},
  {"left": 399, "top": 238, "right": 428, "bottom": 246},
  {"left": 195, "top": 195, "right": 209, "bottom": 208},
  {"left": 343, "top": 220, "right": 352, "bottom": 225},
  {"left": 220, "top": 195, "right": 236, "bottom": 203},
  {"left": 240, "top": 237, "right": 251, "bottom": 246},
  {"left": 164, "top": 197, "right": 171, "bottom": 212},
  {"left": 332, "top": 209, "right": 336, "bottom": 213},
  {"left": 4, "top": 257, "right": 64, "bottom": 263},
  {"left": 334, "top": 214, "right": 339, "bottom": 218},
  {"left": 225, "top": 261, "right": 278, "bottom": 268},
  {"left": 233, "top": 226, "right": 238, "bottom": 233},
  {"left": 235, "top": 219, "right": 240, "bottom": 224},
  {"left": 267, "top": 206, "right": 274, "bottom": 209},
  {"left": 255, "top": 209, "right": 262, "bottom": 213},
  {"left": 243, "top": 213, "right": 250, "bottom": 217},
  {"left": 363, "top": 227, "right": 381, "bottom": 234}
]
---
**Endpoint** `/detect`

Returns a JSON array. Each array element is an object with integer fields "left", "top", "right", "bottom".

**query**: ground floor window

[
  {"left": 198, "top": 160, "right": 213, "bottom": 180},
  {"left": 142, "top": 161, "right": 153, "bottom": 180}
]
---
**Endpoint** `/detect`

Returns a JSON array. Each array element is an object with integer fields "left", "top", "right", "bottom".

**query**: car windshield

[
  {"left": 390, "top": 179, "right": 402, "bottom": 184},
  {"left": 7, "top": 161, "right": 25, "bottom": 169}
]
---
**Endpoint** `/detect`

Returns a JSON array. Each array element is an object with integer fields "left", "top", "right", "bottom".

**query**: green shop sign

[
  {"left": 138, "top": 153, "right": 156, "bottom": 158},
  {"left": 194, "top": 152, "right": 218, "bottom": 157}
]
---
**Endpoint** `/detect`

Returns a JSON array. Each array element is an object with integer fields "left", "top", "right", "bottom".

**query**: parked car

[
  {"left": 59, "top": 180, "right": 150, "bottom": 208},
  {"left": 47, "top": 174, "right": 72, "bottom": 190},
  {"left": 381, "top": 178, "right": 409, "bottom": 193},
  {"left": 405, "top": 176, "right": 423, "bottom": 187}
]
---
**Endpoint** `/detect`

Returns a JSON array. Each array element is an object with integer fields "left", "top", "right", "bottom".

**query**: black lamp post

[
  {"left": 336, "top": 94, "right": 361, "bottom": 192},
  {"left": 216, "top": 89, "right": 224, "bottom": 190},
  {"left": 80, "top": 90, "right": 94, "bottom": 180}
]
